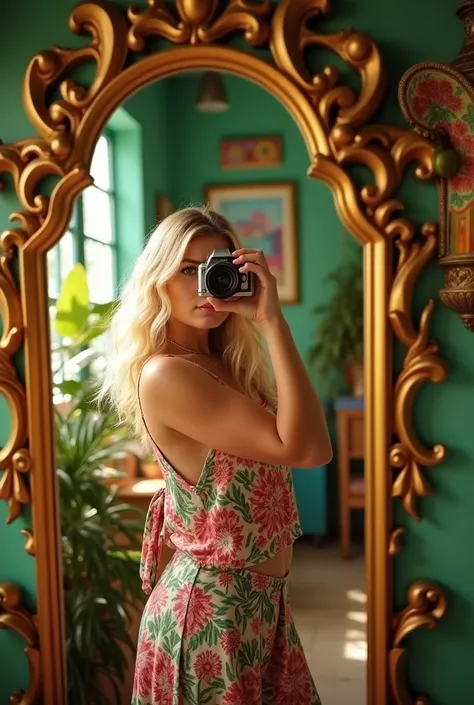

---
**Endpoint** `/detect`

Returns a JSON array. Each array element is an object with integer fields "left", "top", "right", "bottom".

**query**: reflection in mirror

[{"left": 47, "top": 71, "right": 365, "bottom": 705}]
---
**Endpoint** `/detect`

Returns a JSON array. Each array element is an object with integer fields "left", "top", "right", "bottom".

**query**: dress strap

[
  {"left": 136, "top": 355, "right": 227, "bottom": 460},
  {"left": 163, "top": 355, "right": 228, "bottom": 387}
]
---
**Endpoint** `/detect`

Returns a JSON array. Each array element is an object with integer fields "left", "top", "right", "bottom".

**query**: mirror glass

[{"left": 47, "top": 70, "right": 365, "bottom": 705}]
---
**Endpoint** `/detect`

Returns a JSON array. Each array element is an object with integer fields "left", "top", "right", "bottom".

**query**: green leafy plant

[
  {"left": 307, "top": 257, "right": 364, "bottom": 399},
  {"left": 52, "top": 262, "right": 117, "bottom": 408},
  {"left": 51, "top": 264, "right": 145, "bottom": 704},
  {"left": 56, "top": 404, "right": 145, "bottom": 705}
]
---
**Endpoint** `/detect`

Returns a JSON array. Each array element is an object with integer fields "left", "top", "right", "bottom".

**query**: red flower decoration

[
  {"left": 147, "top": 583, "right": 169, "bottom": 616},
  {"left": 206, "top": 507, "right": 245, "bottom": 567},
  {"left": 411, "top": 77, "right": 463, "bottom": 121},
  {"left": 214, "top": 454, "right": 234, "bottom": 491},
  {"left": 250, "top": 466, "right": 292, "bottom": 539},
  {"left": 223, "top": 682, "right": 246, "bottom": 705},
  {"left": 220, "top": 627, "right": 241, "bottom": 654},
  {"left": 218, "top": 571, "right": 234, "bottom": 588},
  {"left": 132, "top": 629, "right": 155, "bottom": 698},
  {"left": 252, "top": 572, "right": 272, "bottom": 591},
  {"left": 184, "top": 586, "right": 215, "bottom": 637},
  {"left": 275, "top": 648, "right": 316, "bottom": 705},
  {"left": 193, "top": 649, "right": 222, "bottom": 684},
  {"left": 251, "top": 616, "right": 262, "bottom": 635},
  {"left": 151, "top": 648, "right": 175, "bottom": 705}
]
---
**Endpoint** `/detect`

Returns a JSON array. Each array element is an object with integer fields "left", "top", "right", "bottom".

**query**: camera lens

[{"left": 206, "top": 262, "right": 239, "bottom": 299}]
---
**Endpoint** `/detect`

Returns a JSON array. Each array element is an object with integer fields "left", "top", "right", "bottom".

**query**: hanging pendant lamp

[{"left": 196, "top": 71, "right": 229, "bottom": 112}]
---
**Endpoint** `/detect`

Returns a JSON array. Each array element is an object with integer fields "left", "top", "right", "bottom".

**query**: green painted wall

[
  {"left": 1, "top": 2, "right": 473, "bottom": 704},
  {"left": 110, "top": 80, "right": 169, "bottom": 286}
]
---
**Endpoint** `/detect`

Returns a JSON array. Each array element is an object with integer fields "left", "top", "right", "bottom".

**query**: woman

[{"left": 101, "top": 207, "right": 332, "bottom": 705}]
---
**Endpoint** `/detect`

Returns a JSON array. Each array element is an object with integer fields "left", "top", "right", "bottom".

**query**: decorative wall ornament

[
  {"left": 399, "top": 0, "right": 474, "bottom": 331},
  {"left": 0, "top": 581, "right": 41, "bottom": 705},
  {"left": 0, "top": 1, "right": 448, "bottom": 703},
  {"left": 390, "top": 580, "right": 447, "bottom": 705},
  {"left": 220, "top": 136, "right": 283, "bottom": 169}
]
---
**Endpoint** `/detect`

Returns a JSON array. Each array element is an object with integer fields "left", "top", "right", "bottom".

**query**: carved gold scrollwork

[
  {"left": 0, "top": 230, "right": 30, "bottom": 524},
  {"left": 21, "top": 529, "right": 36, "bottom": 557},
  {"left": 390, "top": 581, "right": 447, "bottom": 705},
  {"left": 271, "top": 0, "right": 384, "bottom": 128},
  {"left": 0, "top": 582, "right": 40, "bottom": 705},
  {"left": 0, "top": 1, "right": 449, "bottom": 704},
  {"left": 24, "top": 3, "right": 129, "bottom": 145},
  {"left": 128, "top": 0, "right": 271, "bottom": 50},
  {"left": 389, "top": 221, "right": 448, "bottom": 520},
  {"left": 329, "top": 124, "right": 448, "bottom": 522}
]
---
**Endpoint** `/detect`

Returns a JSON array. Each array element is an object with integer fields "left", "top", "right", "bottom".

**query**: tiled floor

[{"left": 289, "top": 539, "right": 367, "bottom": 705}]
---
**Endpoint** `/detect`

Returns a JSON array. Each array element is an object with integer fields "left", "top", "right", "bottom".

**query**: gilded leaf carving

[{"left": 0, "top": 2, "right": 448, "bottom": 704}]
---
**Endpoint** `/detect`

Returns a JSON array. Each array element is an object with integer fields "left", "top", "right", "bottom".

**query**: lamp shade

[{"left": 196, "top": 71, "right": 229, "bottom": 112}]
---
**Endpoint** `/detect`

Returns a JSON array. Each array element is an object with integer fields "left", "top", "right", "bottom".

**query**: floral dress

[{"left": 132, "top": 362, "right": 321, "bottom": 705}]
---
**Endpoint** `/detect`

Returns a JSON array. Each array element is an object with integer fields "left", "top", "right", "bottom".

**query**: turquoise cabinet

[{"left": 292, "top": 465, "right": 327, "bottom": 538}]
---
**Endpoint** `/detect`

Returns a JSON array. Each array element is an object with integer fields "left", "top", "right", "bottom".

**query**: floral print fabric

[
  {"left": 133, "top": 551, "right": 320, "bottom": 705},
  {"left": 139, "top": 416, "right": 302, "bottom": 597},
  {"left": 134, "top": 361, "right": 316, "bottom": 703}
]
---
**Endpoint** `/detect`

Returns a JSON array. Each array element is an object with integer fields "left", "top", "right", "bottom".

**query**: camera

[{"left": 198, "top": 248, "right": 255, "bottom": 299}]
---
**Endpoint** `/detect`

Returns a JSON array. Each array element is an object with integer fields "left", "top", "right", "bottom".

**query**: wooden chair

[{"left": 335, "top": 396, "right": 365, "bottom": 559}]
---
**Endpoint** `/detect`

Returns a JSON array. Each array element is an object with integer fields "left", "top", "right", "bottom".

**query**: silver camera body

[{"left": 198, "top": 248, "right": 255, "bottom": 299}]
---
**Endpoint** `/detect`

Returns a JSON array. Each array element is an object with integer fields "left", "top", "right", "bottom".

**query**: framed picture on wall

[
  {"left": 205, "top": 181, "right": 299, "bottom": 304},
  {"left": 220, "top": 136, "right": 282, "bottom": 169}
]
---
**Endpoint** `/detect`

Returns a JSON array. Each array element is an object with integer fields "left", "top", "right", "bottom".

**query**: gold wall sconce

[{"left": 399, "top": 0, "right": 474, "bottom": 330}]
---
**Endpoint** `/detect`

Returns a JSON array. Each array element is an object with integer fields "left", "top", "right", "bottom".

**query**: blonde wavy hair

[{"left": 99, "top": 206, "right": 276, "bottom": 445}]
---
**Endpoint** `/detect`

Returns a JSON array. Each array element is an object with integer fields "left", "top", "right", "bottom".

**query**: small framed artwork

[
  {"left": 205, "top": 181, "right": 299, "bottom": 304},
  {"left": 220, "top": 136, "right": 282, "bottom": 170}
]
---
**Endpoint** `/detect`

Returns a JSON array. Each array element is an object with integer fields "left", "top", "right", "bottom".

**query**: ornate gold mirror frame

[{"left": 0, "top": 1, "right": 449, "bottom": 703}]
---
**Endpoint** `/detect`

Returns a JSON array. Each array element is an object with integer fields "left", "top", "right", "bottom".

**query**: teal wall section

[
  {"left": 1, "top": 2, "right": 473, "bottom": 704},
  {"left": 111, "top": 80, "right": 170, "bottom": 286}
]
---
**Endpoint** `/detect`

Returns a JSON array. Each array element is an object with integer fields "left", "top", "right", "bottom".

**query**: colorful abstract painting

[
  {"left": 206, "top": 182, "right": 298, "bottom": 303},
  {"left": 220, "top": 136, "right": 282, "bottom": 169}
]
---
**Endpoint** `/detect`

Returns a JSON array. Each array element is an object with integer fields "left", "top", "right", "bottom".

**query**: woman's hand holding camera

[{"left": 207, "top": 248, "right": 283, "bottom": 327}]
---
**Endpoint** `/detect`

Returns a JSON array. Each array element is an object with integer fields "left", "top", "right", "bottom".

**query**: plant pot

[
  {"left": 141, "top": 461, "right": 163, "bottom": 479},
  {"left": 344, "top": 362, "right": 364, "bottom": 397}
]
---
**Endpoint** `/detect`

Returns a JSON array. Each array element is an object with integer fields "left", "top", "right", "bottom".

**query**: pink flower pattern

[
  {"left": 250, "top": 465, "right": 293, "bottom": 539},
  {"left": 151, "top": 648, "right": 175, "bottom": 705},
  {"left": 193, "top": 649, "right": 222, "bottom": 683},
  {"left": 220, "top": 627, "right": 241, "bottom": 654},
  {"left": 132, "top": 404, "right": 318, "bottom": 704},
  {"left": 183, "top": 586, "right": 214, "bottom": 637},
  {"left": 411, "top": 77, "right": 463, "bottom": 121}
]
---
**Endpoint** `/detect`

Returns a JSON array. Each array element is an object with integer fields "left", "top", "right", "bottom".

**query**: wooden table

[{"left": 335, "top": 396, "right": 365, "bottom": 559}]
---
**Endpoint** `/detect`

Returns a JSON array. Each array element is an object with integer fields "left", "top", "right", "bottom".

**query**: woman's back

[{"left": 138, "top": 355, "right": 302, "bottom": 593}]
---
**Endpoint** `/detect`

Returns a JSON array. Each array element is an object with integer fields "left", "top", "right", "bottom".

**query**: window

[{"left": 48, "top": 133, "right": 117, "bottom": 389}]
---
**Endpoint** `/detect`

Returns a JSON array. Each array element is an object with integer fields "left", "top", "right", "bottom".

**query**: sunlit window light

[{"left": 347, "top": 589, "right": 367, "bottom": 604}]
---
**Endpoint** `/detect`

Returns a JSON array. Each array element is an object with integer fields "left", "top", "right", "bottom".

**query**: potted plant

[
  {"left": 51, "top": 264, "right": 147, "bottom": 704},
  {"left": 307, "top": 257, "right": 364, "bottom": 399},
  {"left": 55, "top": 401, "right": 146, "bottom": 705}
]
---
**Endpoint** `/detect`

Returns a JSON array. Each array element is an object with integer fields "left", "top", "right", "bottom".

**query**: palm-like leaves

[{"left": 55, "top": 407, "right": 145, "bottom": 705}]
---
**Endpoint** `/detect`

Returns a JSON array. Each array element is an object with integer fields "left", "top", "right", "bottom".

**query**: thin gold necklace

[{"left": 165, "top": 337, "right": 220, "bottom": 368}]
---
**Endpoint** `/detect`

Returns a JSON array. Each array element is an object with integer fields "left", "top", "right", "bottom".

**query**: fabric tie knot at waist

[{"left": 139, "top": 486, "right": 166, "bottom": 596}]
